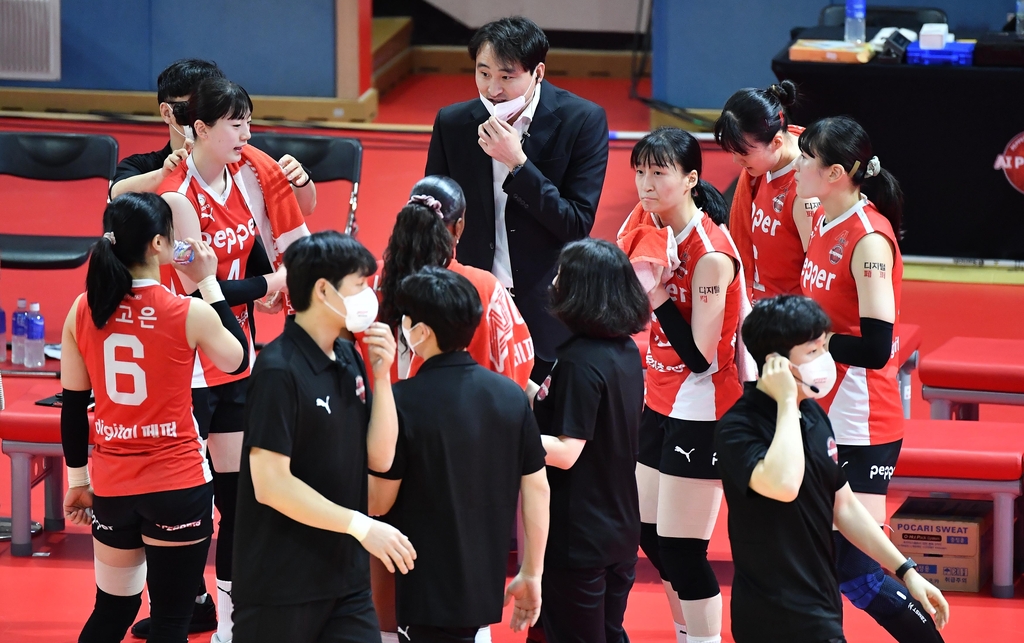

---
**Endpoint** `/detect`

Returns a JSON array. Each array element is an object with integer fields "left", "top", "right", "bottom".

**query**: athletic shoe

[
  {"left": 211, "top": 633, "right": 231, "bottom": 643},
  {"left": 129, "top": 593, "right": 218, "bottom": 638}
]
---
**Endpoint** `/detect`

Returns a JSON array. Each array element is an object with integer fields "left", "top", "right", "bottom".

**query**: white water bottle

[
  {"left": 845, "top": 0, "right": 867, "bottom": 44},
  {"left": 24, "top": 303, "right": 45, "bottom": 369},
  {"left": 11, "top": 298, "right": 28, "bottom": 365}
]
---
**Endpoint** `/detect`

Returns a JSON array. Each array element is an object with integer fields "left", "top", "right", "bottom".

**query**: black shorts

[
  {"left": 233, "top": 590, "right": 379, "bottom": 643},
  {"left": 837, "top": 440, "right": 902, "bottom": 496},
  {"left": 638, "top": 407, "right": 719, "bottom": 479},
  {"left": 192, "top": 378, "right": 247, "bottom": 439},
  {"left": 91, "top": 483, "right": 214, "bottom": 549},
  {"left": 394, "top": 625, "right": 479, "bottom": 643}
]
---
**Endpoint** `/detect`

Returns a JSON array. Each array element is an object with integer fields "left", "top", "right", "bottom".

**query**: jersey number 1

[{"left": 103, "top": 334, "right": 148, "bottom": 406}]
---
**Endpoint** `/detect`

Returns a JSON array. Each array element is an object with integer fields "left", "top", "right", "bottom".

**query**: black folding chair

[
  {"left": 0, "top": 132, "right": 118, "bottom": 270},
  {"left": 818, "top": 5, "right": 947, "bottom": 31},
  {"left": 248, "top": 133, "right": 363, "bottom": 235}
]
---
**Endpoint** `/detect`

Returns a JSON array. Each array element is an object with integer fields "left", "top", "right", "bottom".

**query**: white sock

[
  {"left": 474, "top": 626, "right": 492, "bottom": 642},
  {"left": 196, "top": 592, "right": 208, "bottom": 604},
  {"left": 685, "top": 636, "right": 720, "bottom": 643},
  {"left": 216, "top": 580, "right": 233, "bottom": 642},
  {"left": 380, "top": 633, "right": 400, "bottom": 643},
  {"left": 675, "top": 621, "right": 688, "bottom": 643}
]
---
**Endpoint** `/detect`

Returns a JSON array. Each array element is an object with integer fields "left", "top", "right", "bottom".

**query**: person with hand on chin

[
  {"left": 715, "top": 295, "right": 949, "bottom": 643},
  {"left": 232, "top": 231, "right": 414, "bottom": 643},
  {"left": 425, "top": 15, "right": 609, "bottom": 383}
]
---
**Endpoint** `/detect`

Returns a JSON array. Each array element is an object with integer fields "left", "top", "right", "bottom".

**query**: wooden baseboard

[
  {"left": 411, "top": 45, "right": 649, "bottom": 79},
  {"left": 0, "top": 87, "right": 380, "bottom": 123}
]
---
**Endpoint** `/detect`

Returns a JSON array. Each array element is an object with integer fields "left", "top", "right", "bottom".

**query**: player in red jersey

[
  {"left": 61, "top": 193, "right": 247, "bottom": 643},
  {"left": 159, "top": 77, "right": 294, "bottom": 643},
  {"left": 371, "top": 176, "right": 534, "bottom": 643},
  {"left": 629, "top": 128, "right": 743, "bottom": 643},
  {"left": 795, "top": 116, "right": 945, "bottom": 643},
  {"left": 714, "top": 81, "right": 820, "bottom": 303}
]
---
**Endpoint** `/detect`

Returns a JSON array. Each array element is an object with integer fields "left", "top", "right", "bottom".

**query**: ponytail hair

[
  {"left": 799, "top": 116, "right": 904, "bottom": 237},
  {"left": 408, "top": 175, "right": 466, "bottom": 229},
  {"left": 631, "top": 127, "right": 729, "bottom": 226},
  {"left": 715, "top": 80, "right": 799, "bottom": 155},
  {"left": 171, "top": 76, "right": 252, "bottom": 131},
  {"left": 86, "top": 193, "right": 173, "bottom": 328},
  {"left": 379, "top": 202, "right": 455, "bottom": 328}
]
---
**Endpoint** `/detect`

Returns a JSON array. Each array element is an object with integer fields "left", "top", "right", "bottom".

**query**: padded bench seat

[
  {"left": 892, "top": 419, "right": 1024, "bottom": 598},
  {"left": 919, "top": 337, "right": 1024, "bottom": 420}
]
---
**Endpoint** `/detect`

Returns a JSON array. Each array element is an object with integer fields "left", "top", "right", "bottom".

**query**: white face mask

[
  {"left": 324, "top": 283, "right": 378, "bottom": 333},
  {"left": 795, "top": 351, "right": 837, "bottom": 399},
  {"left": 170, "top": 122, "right": 195, "bottom": 144},
  {"left": 479, "top": 72, "right": 536, "bottom": 121},
  {"left": 400, "top": 316, "right": 425, "bottom": 354}
]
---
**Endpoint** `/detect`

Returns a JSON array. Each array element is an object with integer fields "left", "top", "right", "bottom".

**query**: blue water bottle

[
  {"left": 0, "top": 300, "right": 6, "bottom": 363},
  {"left": 24, "top": 303, "right": 45, "bottom": 369},
  {"left": 845, "top": 0, "right": 866, "bottom": 44}
]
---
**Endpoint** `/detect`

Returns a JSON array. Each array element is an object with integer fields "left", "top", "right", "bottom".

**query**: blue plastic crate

[{"left": 906, "top": 41, "right": 974, "bottom": 66}]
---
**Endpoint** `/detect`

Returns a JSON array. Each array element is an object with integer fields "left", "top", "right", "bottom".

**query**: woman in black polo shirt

[{"left": 532, "top": 238, "right": 648, "bottom": 643}]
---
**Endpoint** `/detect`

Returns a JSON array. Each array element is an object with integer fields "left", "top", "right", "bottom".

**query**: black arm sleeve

[
  {"left": 654, "top": 300, "right": 712, "bottom": 373},
  {"left": 60, "top": 389, "right": 93, "bottom": 468},
  {"left": 828, "top": 317, "right": 894, "bottom": 370},
  {"left": 190, "top": 277, "right": 268, "bottom": 308},
  {"left": 208, "top": 299, "right": 250, "bottom": 375},
  {"left": 245, "top": 236, "right": 273, "bottom": 278}
]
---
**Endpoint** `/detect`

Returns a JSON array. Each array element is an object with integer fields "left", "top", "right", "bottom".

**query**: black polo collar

[
  {"left": 743, "top": 381, "right": 817, "bottom": 418},
  {"left": 417, "top": 350, "right": 476, "bottom": 373},
  {"left": 284, "top": 317, "right": 351, "bottom": 374}
]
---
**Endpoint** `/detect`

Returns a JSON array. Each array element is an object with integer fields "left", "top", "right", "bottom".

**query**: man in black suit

[{"left": 425, "top": 16, "right": 609, "bottom": 381}]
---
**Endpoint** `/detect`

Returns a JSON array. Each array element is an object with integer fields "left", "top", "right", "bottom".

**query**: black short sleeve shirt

[
  {"left": 233, "top": 318, "right": 373, "bottom": 606},
  {"left": 112, "top": 143, "right": 172, "bottom": 189},
  {"left": 714, "top": 382, "right": 847, "bottom": 643},
  {"left": 371, "top": 351, "right": 546, "bottom": 628},
  {"left": 533, "top": 335, "right": 644, "bottom": 569}
]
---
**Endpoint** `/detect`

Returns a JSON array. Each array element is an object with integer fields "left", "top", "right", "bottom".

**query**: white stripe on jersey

[
  {"left": 191, "top": 409, "right": 213, "bottom": 484},
  {"left": 829, "top": 366, "right": 872, "bottom": 445},
  {"left": 669, "top": 353, "right": 721, "bottom": 421}
]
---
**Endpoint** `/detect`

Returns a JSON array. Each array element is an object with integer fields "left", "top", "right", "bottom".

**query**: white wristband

[
  {"left": 197, "top": 275, "right": 225, "bottom": 304},
  {"left": 346, "top": 511, "right": 373, "bottom": 542},
  {"left": 68, "top": 465, "right": 90, "bottom": 488}
]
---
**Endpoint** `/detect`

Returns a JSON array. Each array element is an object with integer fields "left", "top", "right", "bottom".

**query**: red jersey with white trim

[
  {"left": 367, "top": 260, "right": 535, "bottom": 388},
  {"left": 801, "top": 198, "right": 903, "bottom": 445},
  {"left": 159, "top": 155, "right": 256, "bottom": 388},
  {"left": 645, "top": 210, "right": 743, "bottom": 421},
  {"left": 76, "top": 281, "right": 211, "bottom": 496}
]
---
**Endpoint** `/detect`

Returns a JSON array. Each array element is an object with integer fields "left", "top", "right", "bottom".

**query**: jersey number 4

[{"left": 103, "top": 334, "right": 148, "bottom": 406}]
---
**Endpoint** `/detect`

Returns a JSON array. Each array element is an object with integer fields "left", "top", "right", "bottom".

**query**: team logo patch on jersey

[
  {"left": 354, "top": 376, "right": 366, "bottom": 404},
  {"left": 772, "top": 191, "right": 786, "bottom": 213},
  {"left": 196, "top": 194, "right": 215, "bottom": 221},
  {"left": 536, "top": 374, "right": 552, "bottom": 401},
  {"left": 826, "top": 437, "right": 839, "bottom": 463},
  {"left": 994, "top": 130, "right": 1024, "bottom": 195},
  {"left": 828, "top": 230, "right": 850, "bottom": 265}
]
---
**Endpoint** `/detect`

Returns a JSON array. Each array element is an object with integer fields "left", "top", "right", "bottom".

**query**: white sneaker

[{"left": 211, "top": 633, "right": 231, "bottom": 643}]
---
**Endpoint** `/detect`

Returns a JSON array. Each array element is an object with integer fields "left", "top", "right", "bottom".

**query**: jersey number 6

[{"left": 103, "top": 333, "right": 148, "bottom": 406}]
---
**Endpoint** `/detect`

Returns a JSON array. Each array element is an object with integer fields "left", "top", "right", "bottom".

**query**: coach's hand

[
  {"left": 761, "top": 353, "right": 798, "bottom": 405},
  {"left": 363, "top": 322, "right": 396, "bottom": 379},
  {"left": 361, "top": 519, "right": 416, "bottom": 574},
  {"left": 63, "top": 486, "right": 94, "bottom": 527},
  {"left": 504, "top": 572, "right": 541, "bottom": 631},
  {"left": 904, "top": 570, "right": 950, "bottom": 629},
  {"left": 479, "top": 116, "right": 527, "bottom": 172}
]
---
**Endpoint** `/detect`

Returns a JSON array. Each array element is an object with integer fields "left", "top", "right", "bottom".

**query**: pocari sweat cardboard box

[
  {"left": 913, "top": 548, "right": 992, "bottom": 593},
  {"left": 890, "top": 498, "right": 992, "bottom": 557}
]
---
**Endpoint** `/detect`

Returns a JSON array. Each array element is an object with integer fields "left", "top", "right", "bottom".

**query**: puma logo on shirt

[
  {"left": 397, "top": 626, "right": 410, "bottom": 641},
  {"left": 674, "top": 446, "right": 695, "bottom": 462},
  {"left": 316, "top": 396, "right": 331, "bottom": 414}
]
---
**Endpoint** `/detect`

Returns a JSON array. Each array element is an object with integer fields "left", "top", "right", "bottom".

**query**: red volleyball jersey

[
  {"left": 645, "top": 210, "right": 743, "bottom": 421},
  {"left": 801, "top": 198, "right": 903, "bottom": 445},
  {"left": 159, "top": 155, "right": 256, "bottom": 388},
  {"left": 76, "top": 281, "right": 211, "bottom": 496}
]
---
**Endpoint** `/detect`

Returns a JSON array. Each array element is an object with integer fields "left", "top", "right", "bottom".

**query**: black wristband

[
  {"left": 895, "top": 557, "right": 917, "bottom": 580},
  {"left": 208, "top": 299, "right": 250, "bottom": 375},
  {"left": 828, "top": 317, "right": 894, "bottom": 370},
  {"left": 653, "top": 300, "right": 712, "bottom": 374},
  {"left": 290, "top": 164, "right": 312, "bottom": 188},
  {"left": 60, "top": 388, "right": 93, "bottom": 468}
]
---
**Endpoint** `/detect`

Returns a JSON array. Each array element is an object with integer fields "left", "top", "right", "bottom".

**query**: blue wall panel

[{"left": 652, "top": 0, "right": 1014, "bottom": 109}]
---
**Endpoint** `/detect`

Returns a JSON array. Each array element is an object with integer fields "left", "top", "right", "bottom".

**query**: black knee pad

[
  {"left": 145, "top": 539, "right": 211, "bottom": 643},
  {"left": 834, "top": 532, "right": 885, "bottom": 608},
  {"left": 639, "top": 522, "right": 667, "bottom": 579},
  {"left": 658, "top": 536, "right": 719, "bottom": 600},
  {"left": 212, "top": 470, "right": 239, "bottom": 581},
  {"left": 79, "top": 588, "right": 142, "bottom": 643},
  {"left": 870, "top": 576, "right": 945, "bottom": 642}
]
